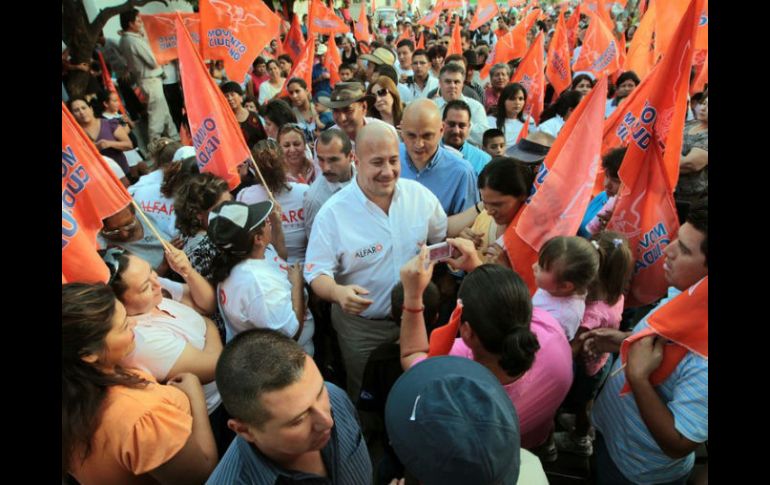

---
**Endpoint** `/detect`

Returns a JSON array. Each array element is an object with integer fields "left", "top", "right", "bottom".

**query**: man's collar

[{"left": 404, "top": 145, "right": 441, "bottom": 173}]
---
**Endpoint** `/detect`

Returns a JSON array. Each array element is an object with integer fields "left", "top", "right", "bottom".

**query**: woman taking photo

[
  {"left": 277, "top": 124, "right": 317, "bottom": 185},
  {"left": 62, "top": 283, "right": 216, "bottom": 484},
  {"left": 366, "top": 76, "right": 404, "bottom": 127},
  {"left": 258, "top": 59, "right": 285, "bottom": 106},
  {"left": 68, "top": 97, "right": 133, "bottom": 175},
  {"left": 487, "top": 83, "right": 536, "bottom": 149}
]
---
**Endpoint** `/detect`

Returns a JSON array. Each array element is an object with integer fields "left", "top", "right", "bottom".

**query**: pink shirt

[
  {"left": 418, "top": 308, "right": 573, "bottom": 449},
  {"left": 579, "top": 297, "right": 624, "bottom": 376}
]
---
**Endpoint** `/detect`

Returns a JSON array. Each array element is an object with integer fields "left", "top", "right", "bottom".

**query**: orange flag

[
  {"left": 479, "top": 9, "right": 534, "bottom": 79},
  {"left": 442, "top": 0, "right": 466, "bottom": 10},
  {"left": 62, "top": 102, "right": 132, "bottom": 284},
  {"left": 199, "top": 0, "right": 282, "bottom": 83},
  {"left": 324, "top": 34, "right": 342, "bottom": 88},
  {"left": 447, "top": 16, "right": 463, "bottom": 56},
  {"left": 690, "top": 53, "right": 707, "bottom": 95},
  {"left": 308, "top": 0, "right": 349, "bottom": 38},
  {"left": 509, "top": 0, "right": 526, "bottom": 7},
  {"left": 653, "top": 0, "right": 690, "bottom": 61},
  {"left": 283, "top": 13, "right": 306, "bottom": 63},
  {"left": 176, "top": 13, "right": 245, "bottom": 190},
  {"left": 624, "top": 0, "right": 656, "bottom": 81},
  {"left": 516, "top": 114, "right": 531, "bottom": 143},
  {"left": 565, "top": 4, "right": 581, "bottom": 52},
  {"left": 694, "top": 1, "right": 708, "bottom": 52},
  {"left": 428, "top": 301, "right": 464, "bottom": 357},
  {"left": 96, "top": 52, "right": 127, "bottom": 117},
  {"left": 504, "top": 76, "right": 609, "bottom": 295},
  {"left": 583, "top": 0, "right": 615, "bottom": 31},
  {"left": 511, "top": 32, "right": 545, "bottom": 123},
  {"left": 416, "top": 32, "right": 425, "bottom": 49},
  {"left": 418, "top": 8, "right": 442, "bottom": 28},
  {"left": 619, "top": 276, "right": 707, "bottom": 395},
  {"left": 572, "top": 13, "right": 622, "bottom": 80},
  {"left": 469, "top": 0, "right": 499, "bottom": 31},
  {"left": 546, "top": 11, "right": 572, "bottom": 98},
  {"left": 140, "top": 12, "right": 200, "bottom": 65},
  {"left": 606, "top": 0, "right": 702, "bottom": 307},
  {"left": 279, "top": 39, "right": 316, "bottom": 98},
  {"left": 396, "top": 24, "right": 415, "bottom": 45},
  {"left": 355, "top": 4, "right": 372, "bottom": 44}
]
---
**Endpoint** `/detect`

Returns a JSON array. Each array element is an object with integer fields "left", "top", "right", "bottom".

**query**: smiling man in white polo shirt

[{"left": 304, "top": 122, "right": 447, "bottom": 399}]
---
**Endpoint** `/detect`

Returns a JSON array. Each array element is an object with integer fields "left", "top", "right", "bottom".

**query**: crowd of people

[{"left": 62, "top": 2, "right": 708, "bottom": 484}]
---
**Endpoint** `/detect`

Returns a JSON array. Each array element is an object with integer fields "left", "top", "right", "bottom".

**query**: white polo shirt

[{"left": 305, "top": 177, "right": 447, "bottom": 319}]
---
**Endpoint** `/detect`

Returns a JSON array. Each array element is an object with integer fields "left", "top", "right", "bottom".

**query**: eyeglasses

[
  {"left": 101, "top": 218, "right": 139, "bottom": 237},
  {"left": 374, "top": 88, "right": 389, "bottom": 98}
]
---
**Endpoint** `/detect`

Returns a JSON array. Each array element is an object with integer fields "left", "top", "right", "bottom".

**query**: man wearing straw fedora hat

[{"left": 319, "top": 82, "right": 396, "bottom": 147}]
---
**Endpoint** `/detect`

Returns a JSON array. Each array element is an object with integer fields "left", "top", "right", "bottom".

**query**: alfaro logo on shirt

[{"left": 355, "top": 243, "right": 383, "bottom": 259}]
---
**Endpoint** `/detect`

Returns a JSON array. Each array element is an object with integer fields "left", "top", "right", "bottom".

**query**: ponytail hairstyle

[
  {"left": 458, "top": 264, "right": 540, "bottom": 378},
  {"left": 587, "top": 231, "right": 634, "bottom": 305},
  {"left": 538, "top": 236, "right": 600, "bottom": 295},
  {"left": 539, "top": 89, "right": 583, "bottom": 123},
  {"left": 161, "top": 156, "right": 200, "bottom": 198},
  {"left": 62, "top": 283, "right": 147, "bottom": 477}
]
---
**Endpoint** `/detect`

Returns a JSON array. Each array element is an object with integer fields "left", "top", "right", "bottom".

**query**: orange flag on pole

[
  {"left": 653, "top": 0, "right": 691, "bottom": 61},
  {"left": 565, "top": 4, "right": 581, "bottom": 52},
  {"left": 516, "top": 113, "right": 531, "bottom": 143},
  {"left": 140, "top": 12, "right": 200, "bottom": 65},
  {"left": 96, "top": 52, "right": 127, "bottom": 117},
  {"left": 62, "top": 102, "right": 132, "bottom": 284},
  {"left": 418, "top": 8, "right": 442, "bottom": 28},
  {"left": 416, "top": 32, "right": 425, "bottom": 49},
  {"left": 619, "top": 276, "right": 707, "bottom": 395},
  {"left": 511, "top": 32, "right": 545, "bottom": 123},
  {"left": 572, "top": 13, "right": 622, "bottom": 80},
  {"left": 283, "top": 13, "right": 306, "bottom": 63},
  {"left": 546, "top": 11, "right": 572, "bottom": 98},
  {"left": 176, "top": 13, "right": 245, "bottom": 190},
  {"left": 279, "top": 39, "right": 316, "bottom": 98},
  {"left": 355, "top": 5, "right": 372, "bottom": 44},
  {"left": 606, "top": 0, "right": 702, "bottom": 307},
  {"left": 308, "top": 0, "right": 349, "bottom": 38},
  {"left": 442, "top": 0, "right": 466, "bottom": 10},
  {"left": 509, "top": 0, "right": 526, "bottom": 8},
  {"left": 694, "top": 1, "right": 708, "bottom": 52},
  {"left": 447, "top": 16, "right": 463, "bottom": 56},
  {"left": 469, "top": 0, "right": 500, "bottom": 31},
  {"left": 503, "top": 76, "right": 609, "bottom": 295},
  {"left": 624, "top": 0, "right": 656, "bottom": 81},
  {"left": 583, "top": 0, "right": 615, "bottom": 31},
  {"left": 324, "top": 34, "right": 343, "bottom": 88},
  {"left": 200, "top": 0, "right": 281, "bottom": 83},
  {"left": 479, "top": 10, "right": 533, "bottom": 79}
]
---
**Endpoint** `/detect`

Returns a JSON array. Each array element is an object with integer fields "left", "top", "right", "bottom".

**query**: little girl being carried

[{"left": 532, "top": 236, "right": 600, "bottom": 341}]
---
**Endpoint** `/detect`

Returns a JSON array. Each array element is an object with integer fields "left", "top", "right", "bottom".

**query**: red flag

[
  {"left": 355, "top": 5, "right": 372, "bottom": 44},
  {"left": 62, "top": 102, "right": 132, "bottom": 284},
  {"left": 624, "top": 0, "right": 656, "bottom": 81},
  {"left": 283, "top": 13, "right": 306, "bottom": 63},
  {"left": 504, "top": 76, "right": 609, "bottom": 294},
  {"left": 176, "top": 13, "right": 245, "bottom": 190},
  {"left": 510, "top": 32, "right": 545, "bottom": 123},
  {"left": 140, "top": 12, "right": 200, "bottom": 65},
  {"left": 619, "top": 276, "right": 707, "bottom": 395},
  {"left": 96, "top": 52, "right": 127, "bottom": 117},
  {"left": 279, "top": 39, "right": 316, "bottom": 98},
  {"left": 572, "top": 13, "right": 622, "bottom": 80},
  {"left": 308, "top": 0, "right": 349, "bottom": 38},
  {"left": 324, "top": 34, "right": 343, "bottom": 88},
  {"left": 447, "top": 16, "right": 463, "bottom": 56},
  {"left": 200, "top": 0, "right": 282, "bottom": 83},
  {"left": 690, "top": 53, "right": 707, "bottom": 95},
  {"left": 606, "top": 0, "right": 702, "bottom": 307},
  {"left": 546, "top": 11, "right": 572, "bottom": 98},
  {"left": 469, "top": 0, "right": 500, "bottom": 31}
]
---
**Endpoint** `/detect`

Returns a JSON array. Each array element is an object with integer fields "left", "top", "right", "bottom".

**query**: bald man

[
  {"left": 399, "top": 99, "right": 479, "bottom": 216},
  {"left": 304, "top": 123, "right": 447, "bottom": 399}
]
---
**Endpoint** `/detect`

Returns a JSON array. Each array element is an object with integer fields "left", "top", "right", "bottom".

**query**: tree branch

[{"left": 90, "top": 0, "right": 169, "bottom": 33}]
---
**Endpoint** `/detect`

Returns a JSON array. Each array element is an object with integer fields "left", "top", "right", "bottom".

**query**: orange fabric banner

[
  {"left": 416, "top": 32, "right": 425, "bottom": 49},
  {"left": 619, "top": 277, "right": 707, "bottom": 394},
  {"left": 140, "top": 12, "right": 200, "bottom": 66},
  {"left": 62, "top": 102, "right": 132, "bottom": 284},
  {"left": 508, "top": 0, "right": 526, "bottom": 7},
  {"left": 510, "top": 32, "right": 545, "bottom": 123},
  {"left": 572, "top": 13, "right": 622, "bottom": 80},
  {"left": 308, "top": 0, "right": 349, "bottom": 38},
  {"left": 279, "top": 39, "right": 316, "bottom": 98},
  {"left": 504, "top": 76, "right": 609, "bottom": 295},
  {"left": 469, "top": 0, "right": 500, "bottom": 31},
  {"left": 428, "top": 301, "right": 464, "bottom": 357},
  {"left": 653, "top": 0, "right": 691, "bottom": 61},
  {"left": 565, "top": 4, "right": 581, "bottom": 52},
  {"left": 583, "top": 0, "right": 615, "bottom": 31},
  {"left": 418, "top": 9, "right": 442, "bottom": 28},
  {"left": 516, "top": 113, "right": 531, "bottom": 143},
  {"left": 546, "top": 11, "right": 572, "bottom": 98},
  {"left": 283, "top": 13, "right": 306, "bottom": 63},
  {"left": 479, "top": 9, "right": 534, "bottom": 79},
  {"left": 355, "top": 5, "right": 373, "bottom": 44},
  {"left": 96, "top": 52, "right": 127, "bottom": 117},
  {"left": 694, "top": 1, "right": 708, "bottom": 52},
  {"left": 623, "top": 0, "right": 656, "bottom": 81},
  {"left": 447, "top": 16, "right": 463, "bottom": 56},
  {"left": 442, "top": 0, "right": 466, "bottom": 10},
  {"left": 690, "top": 53, "right": 707, "bottom": 95},
  {"left": 606, "top": 0, "right": 702, "bottom": 307},
  {"left": 199, "top": 0, "right": 282, "bottom": 83},
  {"left": 176, "top": 13, "right": 245, "bottom": 191},
  {"left": 324, "top": 34, "right": 343, "bottom": 89}
]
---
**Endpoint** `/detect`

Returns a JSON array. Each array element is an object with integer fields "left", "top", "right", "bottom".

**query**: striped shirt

[
  {"left": 206, "top": 383, "right": 372, "bottom": 485},
  {"left": 592, "top": 288, "right": 708, "bottom": 485}
]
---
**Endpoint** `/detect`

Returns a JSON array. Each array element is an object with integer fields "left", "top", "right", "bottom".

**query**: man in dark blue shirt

[{"left": 207, "top": 329, "right": 372, "bottom": 484}]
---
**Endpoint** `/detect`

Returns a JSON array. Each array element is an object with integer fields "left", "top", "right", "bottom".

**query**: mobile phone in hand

[{"left": 427, "top": 242, "right": 452, "bottom": 263}]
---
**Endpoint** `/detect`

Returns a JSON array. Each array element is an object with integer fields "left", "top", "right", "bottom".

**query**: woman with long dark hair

[
  {"left": 538, "top": 90, "right": 583, "bottom": 138},
  {"left": 62, "top": 283, "right": 216, "bottom": 484},
  {"left": 487, "top": 83, "right": 536, "bottom": 149}
]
